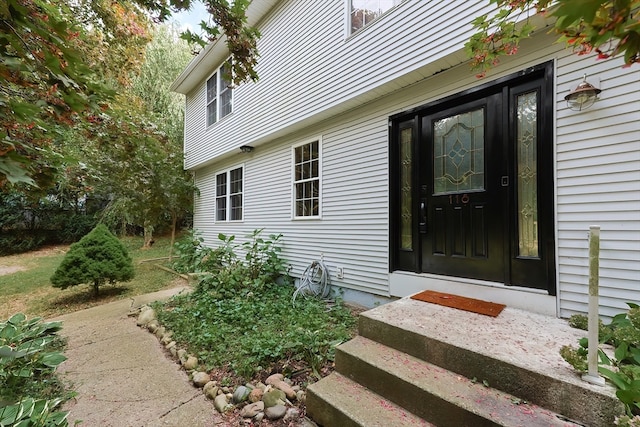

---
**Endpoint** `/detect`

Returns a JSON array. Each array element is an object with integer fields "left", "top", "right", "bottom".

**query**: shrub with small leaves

[{"left": 51, "top": 224, "right": 134, "bottom": 297}]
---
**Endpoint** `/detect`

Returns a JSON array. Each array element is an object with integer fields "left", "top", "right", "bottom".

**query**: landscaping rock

[
  {"left": 165, "top": 341, "right": 176, "bottom": 350},
  {"left": 296, "top": 390, "right": 306, "bottom": 403},
  {"left": 147, "top": 319, "right": 159, "bottom": 332},
  {"left": 265, "top": 373, "right": 284, "bottom": 385},
  {"left": 203, "top": 382, "right": 219, "bottom": 400},
  {"left": 248, "top": 387, "right": 263, "bottom": 403},
  {"left": 183, "top": 356, "right": 198, "bottom": 370},
  {"left": 213, "top": 394, "right": 231, "bottom": 413},
  {"left": 192, "top": 371, "right": 210, "bottom": 388},
  {"left": 160, "top": 332, "right": 173, "bottom": 345},
  {"left": 299, "top": 417, "right": 318, "bottom": 427},
  {"left": 136, "top": 307, "right": 155, "bottom": 326},
  {"left": 154, "top": 326, "right": 165, "bottom": 338},
  {"left": 233, "top": 385, "right": 250, "bottom": 403},
  {"left": 256, "top": 382, "right": 267, "bottom": 391},
  {"left": 265, "top": 404, "right": 287, "bottom": 420},
  {"left": 254, "top": 412, "right": 264, "bottom": 422},
  {"left": 284, "top": 407, "right": 301, "bottom": 422},
  {"left": 262, "top": 389, "right": 286, "bottom": 408},
  {"left": 272, "top": 379, "right": 296, "bottom": 400},
  {"left": 240, "top": 401, "right": 264, "bottom": 418}
]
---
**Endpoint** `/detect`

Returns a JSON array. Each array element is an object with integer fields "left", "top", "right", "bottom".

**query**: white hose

[{"left": 292, "top": 260, "right": 331, "bottom": 304}]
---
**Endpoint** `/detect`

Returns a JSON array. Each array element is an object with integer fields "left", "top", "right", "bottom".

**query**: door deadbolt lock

[{"left": 501, "top": 176, "right": 509, "bottom": 187}]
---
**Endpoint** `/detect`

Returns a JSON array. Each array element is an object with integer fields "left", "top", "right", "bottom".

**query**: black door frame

[{"left": 389, "top": 61, "right": 556, "bottom": 295}]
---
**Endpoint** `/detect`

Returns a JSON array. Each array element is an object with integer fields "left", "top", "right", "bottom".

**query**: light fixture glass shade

[{"left": 565, "top": 76, "right": 601, "bottom": 111}]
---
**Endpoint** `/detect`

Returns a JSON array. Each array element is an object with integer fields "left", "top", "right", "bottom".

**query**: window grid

[
  {"left": 206, "top": 60, "right": 232, "bottom": 127},
  {"left": 215, "top": 167, "right": 243, "bottom": 222},
  {"left": 350, "top": 0, "right": 403, "bottom": 33},
  {"left": 294, "top": 141, "right": 320, "bottom": 218}
]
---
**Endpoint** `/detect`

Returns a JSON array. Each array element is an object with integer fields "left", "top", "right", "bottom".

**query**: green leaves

[{"left": 466, "top": 0, "right": 640, "bottom": 76}]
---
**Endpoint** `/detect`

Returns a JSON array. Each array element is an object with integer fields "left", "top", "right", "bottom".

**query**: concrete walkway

[{"left": 54, "top": 287, "right": 225, "bottom": 426}]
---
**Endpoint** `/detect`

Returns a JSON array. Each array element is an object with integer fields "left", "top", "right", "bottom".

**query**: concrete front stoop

[{"left": 306, "top": 297, "right": 623, "bottom": 427}]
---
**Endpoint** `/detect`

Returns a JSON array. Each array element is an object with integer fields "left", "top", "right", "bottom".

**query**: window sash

[
  {"left": 350, "top": 0, "right": 403, "bottom": 33},
  {"left": 293, "top": 141, "right": 320, "bottom": 218},
  {"left": 215, "top": 167, "right": 243, "bottom": 222},
  {"left": 206, "top": 61, "right": 233, "bottom": 126}
]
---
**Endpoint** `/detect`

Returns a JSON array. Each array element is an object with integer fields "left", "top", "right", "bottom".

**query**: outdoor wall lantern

[
  {"left": 565, "top": 74, "right": 602, "bottom": 111},
  {"left": 239, "top": 145, "right": 254, "bottom": 153}
]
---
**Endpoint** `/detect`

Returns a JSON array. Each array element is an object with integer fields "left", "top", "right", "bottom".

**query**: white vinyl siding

[
  {"left": 183, "top": 0, "right": 490, "bottom": 169},
  {"left": 184, "top": 1, "right": 640, "bottom": 317}
]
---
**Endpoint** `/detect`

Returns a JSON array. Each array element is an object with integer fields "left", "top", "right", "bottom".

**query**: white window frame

[
  {"left": 347, "top": 0, "right": 404, "bottom": 35},
  {"left": 215, "top": 165, "right": 244, "bottom": 222},
  {"left": 292, "top": 138, "right": 322, "bottom": 220},
  {"left": 206, "top": 60, "right": 233, "bottom": 127}
]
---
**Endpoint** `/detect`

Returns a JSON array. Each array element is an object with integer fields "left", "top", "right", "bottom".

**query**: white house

[{"left": 171, "top": 0, "right": 640, "bottom": 319}]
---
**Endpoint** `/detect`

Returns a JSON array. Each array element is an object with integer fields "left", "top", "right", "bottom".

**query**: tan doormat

[{"left": 410, "top": 290, "right": 506, "bottom": 317}]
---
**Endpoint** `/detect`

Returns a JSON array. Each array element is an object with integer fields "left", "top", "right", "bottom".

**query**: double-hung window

[
  {"left": 293, "top": 140, "right": 320, "bottom": 218},
  {"left": 215, "top": 166, "right": 243, "bottom": 222},
  {"left": 206, "top": 61, "right": 233, "bottom": 126},
  {"left": 349, "top": 0, "right": 403, "bottom": 33}
]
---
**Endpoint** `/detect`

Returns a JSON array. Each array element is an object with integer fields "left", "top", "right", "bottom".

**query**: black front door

[
  {"left": 390, "top": 63, "right": 555, "bottom": 294},
  {"left": 420, "top": 94, "right": 505, "bottom": 282}
]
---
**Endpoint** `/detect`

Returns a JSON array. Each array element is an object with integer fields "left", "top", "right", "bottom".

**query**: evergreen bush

[{"left": 50, "top": 224, "right": 134, "bottom": 297}]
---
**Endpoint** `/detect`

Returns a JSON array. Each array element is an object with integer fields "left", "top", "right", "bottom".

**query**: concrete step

[
  {"left": 335, "top": 335, "right": 582, "bottom": 427},
  {"left": 306, "top": 372, "right": 435, "bottom": 427},
  {"left": 357, "top": 297, "right": 622, "bottom": 427}
]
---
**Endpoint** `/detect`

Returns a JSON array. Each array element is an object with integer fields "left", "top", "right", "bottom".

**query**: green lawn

[{"left": 0, "top": 235, "right": 182, "bottom": 319}]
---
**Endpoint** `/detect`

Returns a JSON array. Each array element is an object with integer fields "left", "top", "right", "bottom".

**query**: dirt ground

[{"left": 0, "top": 245, "right": 68, "bottom": 275}]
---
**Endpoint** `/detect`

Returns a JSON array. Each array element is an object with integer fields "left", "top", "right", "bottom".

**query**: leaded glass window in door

[
  {"left": 399, "top": 127, "right": 412, "bottom": 250},
  {"left": 516, "top": 91, "right": 539, "bottom": 257},
  {"left": 433, "top": 108, "right": 485, "bottom": 194}
]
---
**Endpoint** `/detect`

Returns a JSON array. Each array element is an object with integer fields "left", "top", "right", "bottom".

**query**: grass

[{"left": 0, "top": 235, "right": 182, "bottom": 319}]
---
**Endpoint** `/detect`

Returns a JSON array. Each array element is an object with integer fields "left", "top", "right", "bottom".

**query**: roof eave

[{"left": 170, "top": 0, "right": 280, "bottom": 94}]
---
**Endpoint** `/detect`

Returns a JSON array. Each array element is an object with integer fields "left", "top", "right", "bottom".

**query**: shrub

[
  {"left": 50, "top": 224, "right": 134, "bottom": 297},
  {"left": 0, "top": 313, "right": 70, "bottom": 426},
  {"left": 561, "top": 303, "right": 640, "bottom": 416}
]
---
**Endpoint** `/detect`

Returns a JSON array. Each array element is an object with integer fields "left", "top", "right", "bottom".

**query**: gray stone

[
  {"left": 213, "top": 394, "right": 231, "bottom": 413},
  {"left": 160, "top": 332, "right": 173, "bottom": 345},
  {"left": 147, "top": 319, "right": 159, "bottom": 332},
  {"left": 154, "top": 326, "right": 165, "bottom": 338},
  {"left": 165, "top": 341, "right": 176, "bottom": 350},
  {"left": 240, "top": 401, "right": 264, "bottom": 418},
  {"left": 265, "top": 404, "right": 286, "bottom": 420},
  {"left": 284, "top": 407, "right": 301, "bottom": 422},
  {"left": 256, "top": 382, "right": 267, "bottom": 391},
  {"left": 253, "top": 412, "right": 264, "bottom": 422},
  {"left": 272, "top": 379, "right": 296, "bottom": 400},
  {"left": 136, "top": 308, "right": 156, "bottom": 326},
  {"left": 192, "top": 371, "right": 210, "bottom": 388},
  {"left": 203, "top": 382, "right": 219, "bottom": 400},
  {"left": 262, "top": 389, "right": 286, "bottom": 408},
  {"left": 177, "top": 349, "right": 187, "bottom": 364},
  {"left": 183, "top": 356, "right": 198, "bottom": 370},
  {"left": 169, "top": 346, "right": 177, "bottom": 358},
  {"left": 296, "top": 390, "right": 306, "bottom": 403},
  {"left": 299, "top": 417, "right": 318, "bottom": 427},
  {"left": 233, "top": 385, "right": 250, "bottom": 403}
]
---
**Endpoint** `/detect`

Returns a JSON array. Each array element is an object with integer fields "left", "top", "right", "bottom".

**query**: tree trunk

[
  {"left": 169, "top": 213, "right": 177, "bottom": 261},
  {"left": 143, "top": 221, "right": 154, "bottom": 248},
  {"left": 93, "top": 280, "right": 100, "bottom": 298}
]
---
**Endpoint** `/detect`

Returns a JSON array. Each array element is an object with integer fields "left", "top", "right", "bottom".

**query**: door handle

[{"left": 419, "top": 199, "right": 427, "bottom": 234}]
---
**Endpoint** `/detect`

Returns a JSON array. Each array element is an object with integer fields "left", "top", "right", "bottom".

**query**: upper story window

[
  {"left": 206, "top": 60, "right": 233, "bottom": 127},
  {"left": 215, "top": 166, "right": 243, "bottom": 222},
  {"left": 350, "top": 0, "right": 403, "bottom": 33},
  {"left": 293, "top": 140, "right": 320, "bottom": 218}
]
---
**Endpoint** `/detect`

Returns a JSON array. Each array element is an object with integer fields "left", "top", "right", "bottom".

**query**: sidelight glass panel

[
  {"left": 400, "top": 127, "right": 412, "bottom": 250},
  {"left": 517, "top": 91, "right": 539, "bottom": 257},
  {"left": 433, "top": 108, "right": 485, "bottom": 194}
]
